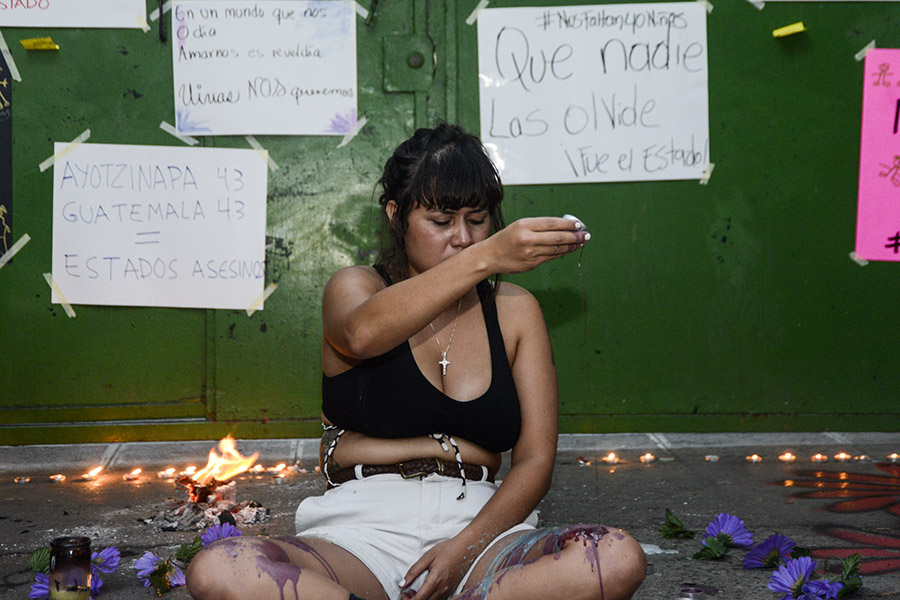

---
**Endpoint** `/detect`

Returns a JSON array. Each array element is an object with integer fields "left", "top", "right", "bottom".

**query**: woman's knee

[
  {"left": 606, "top": 529, "right": 647, "bottom": 595},
  {"left": 186, "top": 546, "right": 223, "bottom": 600},
  {"left": 186, "top": 538, "right": 269, "bottom": 600},
  {"left": 561, "top": 525, "right": 646, "bottom": 599}
]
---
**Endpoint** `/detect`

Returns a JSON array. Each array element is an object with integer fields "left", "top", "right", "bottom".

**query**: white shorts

[{"left": 294, "top": 474, "right": 538, "bottom": 600}]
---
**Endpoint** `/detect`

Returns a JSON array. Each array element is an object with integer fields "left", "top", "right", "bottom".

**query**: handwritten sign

[
  {"left": 51, "top": 143, "right": 269, "bottom": 309},
  {"left": 172, "top": 0, "right": 357, "bottom": 136},
  {"left": 477, "top": 3, "right": 709, "bottom": 184},
  {"left": 0, "top": 0, "right": 145, "bottom": 28},
  {"left": 856, "top": 49, "right": 900, "bottom": 262}
]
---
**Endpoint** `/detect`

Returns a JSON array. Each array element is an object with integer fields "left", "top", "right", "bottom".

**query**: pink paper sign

[{"left": 857, "top": 49, "right": 900, "bottom": 261}]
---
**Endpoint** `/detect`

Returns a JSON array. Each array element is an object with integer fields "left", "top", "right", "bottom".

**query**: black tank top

[{"left": 321, "top": 269, "right": 521, "bottom": 453}]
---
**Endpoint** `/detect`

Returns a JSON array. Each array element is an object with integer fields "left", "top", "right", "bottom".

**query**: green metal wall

[{"left": 0, "top": 0, "right": 898, "bottom": 445}]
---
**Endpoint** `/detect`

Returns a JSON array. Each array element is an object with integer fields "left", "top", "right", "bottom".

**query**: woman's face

[{"left": 389, "top": 201, "right": 491, "bottom": 276}]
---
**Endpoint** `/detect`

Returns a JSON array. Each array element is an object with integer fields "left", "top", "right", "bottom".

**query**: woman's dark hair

[{"left": 375, "top": 123, "right": 505, "bottom": 286}]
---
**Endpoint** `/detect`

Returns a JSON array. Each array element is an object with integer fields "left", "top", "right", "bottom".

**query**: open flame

[{"left": 191, "top": 435, "right": 259, "bottom": 486}]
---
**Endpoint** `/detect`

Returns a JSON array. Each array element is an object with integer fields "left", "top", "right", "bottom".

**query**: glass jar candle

[{"left": 49, "top": 536, "right": 92, "bottom": 600}]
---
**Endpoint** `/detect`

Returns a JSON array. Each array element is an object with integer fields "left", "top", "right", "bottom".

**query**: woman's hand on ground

[{"left": 482, "top": 217, "right": 589, "bottom": 274}]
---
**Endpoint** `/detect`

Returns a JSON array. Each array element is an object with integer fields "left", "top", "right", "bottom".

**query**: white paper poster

[
  {"left": 52, "top": 143, "right": 269, "bottom": 310},
  {"left": 478, "top": 3, "right": 709, "bottom": 184},
  {"left": 172, "top": 0, "right": 357, "bottom": 136},
  {"left": 0, "top": 0, "right": 146, "bottom": 28}
]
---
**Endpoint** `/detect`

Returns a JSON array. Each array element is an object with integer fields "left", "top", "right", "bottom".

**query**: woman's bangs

[{"left": 413, "top": 152, "right": 502, "bottom": 213}]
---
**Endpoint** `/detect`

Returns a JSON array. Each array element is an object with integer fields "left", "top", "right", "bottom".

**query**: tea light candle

[
  {"left": 250, "top": 464, "right": 266, "bottom": 474},
  {"left": 15, "top": 476, "right": 31, "bottom": 484},
  {"left": 704, "top": 455, "right": 719, "bottom": 462},
  {"left": 123, "top": 468, "right": 142, "bottom": 481},
  {"left": 601, "top": 452, "right": 619, "bottom": 465},
  {"left": 811, "top": 453, "right": 828, "bottom": 463},
  {"left": 180, "top": 466, "right": 197, "bottom": 477},
  {"left": 157, "top": 468, "right": 176, "bottom": 480},
  {"left": 778, "top": 452, "right": 797, "bottom": 463},
  {"left": 49, "top": 474, "right": 66, "bottom": 483},
  {"left": 576, "top": 456, "right": 592, "bottom": 467},
  {"left": 268, "top": 463, "right": 287, "bottom": 473},
  {"left": 273, "top": 473, "right": 287, "bottom": 484},
  {"left": 639, "top": 453, "right": 657, "bottom": 464},
  {"left": 82, "top": 466, "right": 103, "bottom": 481},
  {"left": 833, "top": 452, "right": 852, "bottom": 463},
  {"left": 886, "top": 453, "right": 900, "bottom": 463},
  {"left": 854, "top": 455, "right": 871, "bottom": 462},
  {"left": 746, "top": 454, "right": 763, "bottom": 463}
]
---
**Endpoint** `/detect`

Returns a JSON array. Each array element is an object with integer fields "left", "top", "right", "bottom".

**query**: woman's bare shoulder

[
  {"left": 324, "top": 265, "right": 384, "bottom": 296},
  {"left": 494, "top": 281, "right": 545, "bottom": 329},
  {"left": 326, "top": 264, "right": 381, "bottom": 285},
  {"left": 495, "top": 280, "right": 540, "bottom": 307}
]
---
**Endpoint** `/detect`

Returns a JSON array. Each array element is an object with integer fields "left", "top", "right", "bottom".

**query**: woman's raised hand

[{"left": 480, "top": 217, "right": 590, "bottom": 274}]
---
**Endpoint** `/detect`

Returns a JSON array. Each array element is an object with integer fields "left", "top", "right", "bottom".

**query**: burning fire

[{"left": 191, "top": 435, "right": 259, "bottom": 485}]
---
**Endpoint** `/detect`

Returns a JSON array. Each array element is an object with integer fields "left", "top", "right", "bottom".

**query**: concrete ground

[{"left": 1, "top": 432, "right": 899, "bottom": 600}]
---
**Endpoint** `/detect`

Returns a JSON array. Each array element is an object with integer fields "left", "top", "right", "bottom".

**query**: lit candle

[
  {"left": 601, "top": 452, "right": 619, "bottom": 465},
  {"left": 14, "top": 476, "right": 31, "bottom": 484},
  {"left": 250, "top": 464, "right": 266, "bottom": 473},
  {"left": 778, "top": 452, "right": 797, "bottom": 463},
  {"left": 267, "top": 463, "right": 287, "bottom": 473},
  {"left": 704, "top": 455, "right": 719, "bottom": 462},
  {"left": 180, "top": 466, "right": 197, "bottom": 477},
  {"left": 746, "top": 454, "right": 763, "bottom": 463},
  {"left": 833, "top": 452, "right": 852, "bottom": 463},
  {"left": 82, "top": 466, "right": 103, "bottom": 481},
  {"left": 123, "top": 468, "right": 142, "bottom": 481},
  {"left": 157, "top": 468, "right": 176, "bottom": 480},
  {"left": 854, "top": 455, "right": 871, "bottom": 462},
  {"left": 273, "top": 473, "right": 287, "bottom": 484},
  {"left": 639, "top": 453, "right": 657, "bottom": 464},
  {"left": 811, "top": 453, "right": 828, "bottom": 463},
  {"left": 887, "top": 453, "right": 900, "bottom": 463},
  {"left": 49, "top": 474, "right": 66, "bottom": 483}
]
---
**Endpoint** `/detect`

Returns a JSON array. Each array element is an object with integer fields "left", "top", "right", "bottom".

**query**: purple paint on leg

[
  {"left": 277, "top": 537, "right": 341, "bottom": 584},
  {"left": 253, "top": 539, "right": 292, "bottom": 563},
  {"left": 613, "top": 532, "right": 625, "bottom": 541},
  {"left": 254, "top": 555, "right": 303, "bottom": 600},
  {"left": 213, "top": 537, "right": 245, "bottom": 558},
  {"left": 470, "top": 524, "right": 612, "bottom": 600}
]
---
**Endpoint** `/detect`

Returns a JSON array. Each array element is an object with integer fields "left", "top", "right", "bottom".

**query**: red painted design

[
  {"left": 776, "top": 463, "right": 900, "bottom": 515},
  {"left": 810, "top": 525, "right": 900, "bottom": 576},
  {"left": 772, "top": 462, "right": 900, "bottom": 575}
]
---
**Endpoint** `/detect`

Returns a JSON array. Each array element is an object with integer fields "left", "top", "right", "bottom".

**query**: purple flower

[
  {"left": 703, "top": 513, "right": 754, "bottom": 548},
  {"left": 803, "top": 579, "right": 844, "bottom": 599},
  {"left": 92, "top": 546, "right": 121, "bottom": 573},
  {"left": 201, "top": 522, "right": 242, "bottom": 546},
  {"left": 169, "top": 564, "right": 186, "bottom": 587},
  {"left": 743, "top": 534, "right": 796, "bottom": 569},
  {"left": 28, "top": 573, "right": 48, "bottom": 599},
  {"left": 768, "top": 556, "right": 817, "bottom": 600},
  {"left": 134, "top": 551, "right": 163, "bottom": 587},
  {"left": 134, "top": 551, "right": 185, "bottom": 591},
  {"left": 90, "top": 572, "right": 104, "bottom": 596}
]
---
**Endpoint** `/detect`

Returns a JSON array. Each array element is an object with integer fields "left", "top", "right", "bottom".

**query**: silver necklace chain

[{"left": 429, "top": 298, "right": 463, "bottom": 376}]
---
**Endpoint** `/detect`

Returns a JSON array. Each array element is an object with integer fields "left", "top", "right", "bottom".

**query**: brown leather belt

[{"left": 328, "top": 457, "right": 496, "bottom": 486}]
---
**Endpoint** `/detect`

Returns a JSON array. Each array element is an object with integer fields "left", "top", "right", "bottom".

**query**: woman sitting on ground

[{"left": 187, "top": 123, "right": 646, "bottom": 600}]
